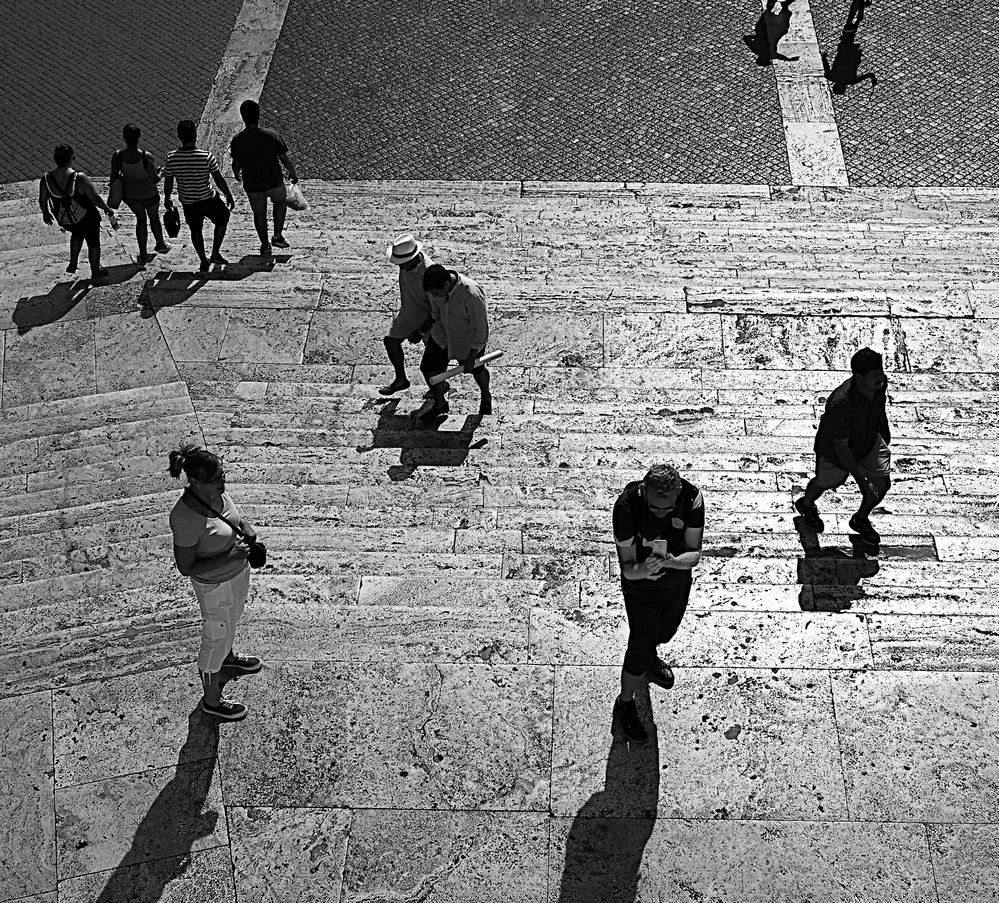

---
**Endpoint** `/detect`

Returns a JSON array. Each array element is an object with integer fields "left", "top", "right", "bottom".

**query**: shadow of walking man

[
  {"left": 357, "top": 396, "right": 487, "bottom": 481},
  {"left": 93, "top": 702, "right": 222, "bottom": 902},
  {"left": 744, "top": 0, "right": 800, "bottom": 65},
  {"left": 556, "top": 687, "right": 660, "bottom": 901},
  {"left": 794, "top": 516, "right": 880, "bottom": 612},
  {"left": 823, "top": 0, "right": 878, "bottom": 94}
]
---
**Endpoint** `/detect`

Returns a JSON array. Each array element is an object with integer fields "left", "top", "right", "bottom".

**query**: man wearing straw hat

[
  {"left": 420, "top": 263, "right": 491, "bottom": 421},
  {"left": 380, "top": 233, "right": 435, "bottom": 396}
]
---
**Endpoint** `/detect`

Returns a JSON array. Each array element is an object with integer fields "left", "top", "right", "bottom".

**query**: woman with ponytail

[{"left": 168, "top": 444, "right": 261, "bottom": 721}]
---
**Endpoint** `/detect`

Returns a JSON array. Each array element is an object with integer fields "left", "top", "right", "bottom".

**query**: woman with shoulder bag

[
  {"left": 38, "top": 143, "right": 118, "bottom": 280},
  {"left": 111, "top": 123, "right": 170, "bottom": 264},
  {"left": 168, "top": 444, "right": 263, "bottom": 721}
]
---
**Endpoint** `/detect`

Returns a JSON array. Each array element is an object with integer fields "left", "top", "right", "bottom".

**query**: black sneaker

[
  {"left": 209, "top": 253, "right": 229, "bottom": 265},
  {"left": 613, "top": 697, "right": 649, "bottom": 744},
  {"left": 794, "top": 497, "right": 825, "bottom": 533},
  {"left": 422, "top": 381, "right": 450, "bottom": 398},
  {"left": 222, "top": 653, "right": 262, "bottom": 674},
  {"left": 647, "top": 657, "right": 675, "bottom": 690},
  {"left": 201, "top": 699, "right": 248, "bottom": 721},
  {"left": 271, "top": 235, "right": 290, "bottom": 249},
  {"left": 849, "top": 514, "right": 880, "bottom": 545},
  {"left": 379, "top": 377, "right": 410, "bottom": 396},
  {"left": 419, "top": 402, "right": 449, "bottom": 422}
]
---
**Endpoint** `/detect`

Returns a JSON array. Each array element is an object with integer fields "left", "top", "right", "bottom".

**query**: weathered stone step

[
  {"left": 0, "top": 471, "right": 178, "bottom": 519},
  {"left": 0, "top": 382, "right": 193, "bottom": 443}
]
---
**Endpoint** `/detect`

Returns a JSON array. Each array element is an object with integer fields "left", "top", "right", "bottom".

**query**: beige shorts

[
  {"left": 815, "top": 436, "right": 891, "bottom": 490},
  {"left": 191, "top": 566, "right": 250, "bottom": 672}
]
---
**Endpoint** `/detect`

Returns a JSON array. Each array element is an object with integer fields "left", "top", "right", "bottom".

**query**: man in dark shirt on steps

[
  {"left": 795, "top": 347, "right": 891, "bottom": 545},
  {"left": 230, "top": 100, "right": 299, "bottom": 256},
  {"left": 612, "top": 463, "right": 704, "bottom": 744}
]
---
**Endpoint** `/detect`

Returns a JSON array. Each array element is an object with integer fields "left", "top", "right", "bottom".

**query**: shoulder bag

[{"left": 184, "top": 489, "right": 268, "bottom": 568}]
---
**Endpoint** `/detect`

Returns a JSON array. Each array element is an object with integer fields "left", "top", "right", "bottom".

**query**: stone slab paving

[{"left": 3, "top": 180, "right": 999, "bottom": 901}]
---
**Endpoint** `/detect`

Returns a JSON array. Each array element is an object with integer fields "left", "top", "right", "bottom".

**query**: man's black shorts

[
  {"left": 421, "top": 336, "right": 487, "bottom": 374},
  {"left": 182, "top": 195, "right": 230, "bottom": 231}
]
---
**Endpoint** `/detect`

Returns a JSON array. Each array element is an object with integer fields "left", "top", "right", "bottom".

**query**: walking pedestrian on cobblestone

[
  {"left": 380, "top": 233, "right": 436, "bottom": 396},
  {"left": 110, "top": 124, "right": 170, "bottom": 264},
  {"left": 162, "top": 120, "right": 236, "bottom": 272},
  {"left": 169, "top": 445, "right": 262, "bottom": 722},
  {"left": 795, "top": 347, "right": 891, "bottom": 546},
  {"left": 420, "top": 264, "right": 491, "bottom": 420},
  {"left": 612, "top": 464, "right": 704, "bottom": 744},
  {"left": 39, "top": 144, "right": 118, "bottom": 280},
  {"left": 230, "top": 100, "right": 299, "bottom": 256}
]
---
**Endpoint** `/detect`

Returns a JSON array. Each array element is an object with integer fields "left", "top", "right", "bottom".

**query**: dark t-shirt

[
  {"left": 230, "top": 126, "right": 288, "bottom": 192},
  {"left": 814, "top": 377, "right": 890, "bottom": 466},
  {"left": 613, "top": 478, "right": 705, "bottom": 570}
]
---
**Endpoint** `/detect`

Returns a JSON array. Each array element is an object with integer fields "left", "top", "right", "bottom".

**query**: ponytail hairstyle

[{"left": 168, "top": 443, "right": 221, "bottom": 483}]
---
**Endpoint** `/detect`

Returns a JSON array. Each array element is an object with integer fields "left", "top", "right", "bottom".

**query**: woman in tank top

[
  {"left": 110, "top": 123, "right": 170, "bottom": 263},
  {"left": 168, "top": 444, "right": 262, "bottom": 721}
]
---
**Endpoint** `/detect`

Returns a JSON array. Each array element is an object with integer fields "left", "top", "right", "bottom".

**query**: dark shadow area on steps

[
  {"left": 12, "top": 262, "right": 141, "bottom": 333},
  {"left": 556, "top": 686, "right": 659, "bottom": 901},
  {"left": 822, "top": 0, "right": 878, "bottom": 95},
  {"left": 795, "top": 516, "right": 881, "bottom": 611},
  {"left": 743, "top": 0, "right": 799, "bottom": 65},
  {"left": 139, "top": 254, "right": 289, "bottom": 317},
  {"left": 92, "top": 690, "right": 233, "bottom": 903},
  {"left": 356, "top": 396, "right": 487, "bottom": 480}
]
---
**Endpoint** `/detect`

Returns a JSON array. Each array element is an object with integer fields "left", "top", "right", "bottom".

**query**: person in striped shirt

[{"left": 162, "top": 120, "right": 236, "bottom": 272}]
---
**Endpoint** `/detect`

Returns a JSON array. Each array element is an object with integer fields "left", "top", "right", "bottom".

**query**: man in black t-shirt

[
  {"left": 612, "top": 463, "right": 704, "bottom": 744},
  {"left": 795, "top": 347, "right": 891, "bottom": 546},
  {"left": 230, "top": 100, "right": 299, "bottom": 255}
]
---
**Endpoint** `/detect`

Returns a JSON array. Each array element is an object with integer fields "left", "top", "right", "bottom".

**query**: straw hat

[{"left": 387, "top": 233, "right": 422, "bottom": 265}]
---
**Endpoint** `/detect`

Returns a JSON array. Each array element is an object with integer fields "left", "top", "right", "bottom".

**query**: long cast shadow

[
  {"left": 795, "top": 520, "right": 881, "bottom": 611},
  {"left": 93, "top": 700, "right": 222, "bottom": 902},
  {"left": 557, "top": 687, "right": 659, "bottom": 901},
  {"left": 12, "top": 263, "right": 140, "bottom": 333},
  {"left": 743, "top": 0, "right": 800, "bottom": 65},
  {"left": 357, "top": 396, "right": 487, "bottom": 480},
  {"left": 822, "top": 0, "right": 878, "bottom": 94}
]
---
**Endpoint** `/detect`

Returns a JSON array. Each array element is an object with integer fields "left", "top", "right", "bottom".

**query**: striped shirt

[{"left": 162, "top": 147, "right": 219, "bottom": 205}]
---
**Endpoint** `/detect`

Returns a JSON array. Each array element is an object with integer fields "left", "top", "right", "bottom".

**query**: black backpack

[{"left": 44, "top": 171, "right": 90, "bottom": 228}]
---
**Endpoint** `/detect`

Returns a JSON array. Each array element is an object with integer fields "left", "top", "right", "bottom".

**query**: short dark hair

[
  {"left": 168, "top": 444, "right": 222, "bottom": 483},
  {"left": 122, "top": 123, "right": 141, "bottom": 144},
  {"left": 53, "top": 144, "right": 73, "bottom": 166},
  {"left": 850, "top": 347, "right": 884, "bottom": 376},
  {"left": 177, "top": 119, "right": 197, "bottom": 142},
  {"left": 239, "top": 99, "right": 260, "bottom": 125},
  {"left": 422, "top": 264, "right": 451, "bottom": 292},
  {"left": 644, "top": 463, "right": 682, "bottom": 494}
]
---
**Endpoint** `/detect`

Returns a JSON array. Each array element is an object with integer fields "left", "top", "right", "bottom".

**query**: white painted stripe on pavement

[
  {"left": 198, "top": 0, "right": 293, "bottom": 167},
  {"left": 765, "top": 0, "right": 850, "bottom": 187}
]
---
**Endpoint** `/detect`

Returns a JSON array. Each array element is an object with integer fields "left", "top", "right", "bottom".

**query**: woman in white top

[{"left": 168, "top": 444, "right": 261, "bottom": 721}]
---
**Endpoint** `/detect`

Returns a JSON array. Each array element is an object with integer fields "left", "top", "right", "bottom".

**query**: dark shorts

[
  {"left": 420, "top": 336, "right": 487, "bottom": 375},
  {"left": 124, "top": 195, "right": 160, "bottom": 216},
  {"left": 621, "top": 571, "right": 693, "bottom": 676},
  {"left": 67, "top": 210, "right": 101, "bottom": 244},
  {"left": 182, "top": 195, "right": 230, "bottom": 231}
]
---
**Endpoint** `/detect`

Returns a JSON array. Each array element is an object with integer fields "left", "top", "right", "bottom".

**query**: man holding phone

[{"left": 612, "top": 463, "right": 704, "bottom": 744}]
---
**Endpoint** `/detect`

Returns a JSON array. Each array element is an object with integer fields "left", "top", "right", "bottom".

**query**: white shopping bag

[{"left": 286, "top": 182, "right": 309, "bottom": 211}]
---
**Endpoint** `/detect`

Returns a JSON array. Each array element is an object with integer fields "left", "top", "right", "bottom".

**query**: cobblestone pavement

[
  {"left": 260, "top": 0, "right": 791, "bottom": 182},
  {"left": 811, "top": 0, "right": 999, "bottom": 187},
  {"left": 0, "top": 0, "right": 244, "bottom": 182}
]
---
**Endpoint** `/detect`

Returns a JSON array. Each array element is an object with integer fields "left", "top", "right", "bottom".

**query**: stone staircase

[{"left": 4, "top": 179, "right": 999, "bottom": 900}]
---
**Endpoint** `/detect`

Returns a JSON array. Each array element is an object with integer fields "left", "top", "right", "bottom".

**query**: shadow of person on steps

[
  {"left": 139, "top": 254, "right": 286, "bottom": 318},
  {"left": 822, "top": 0, "right": 878, "bottom": 94},
  {"left": 12, "top": 262, "right": 142, "bottom": 333},
  {"left": 743, "top": 0, "right": 800, "bottom": 65},
  {"left": 556, "top": 686, "right": 659, "bottom": 901},
  {"left": 357, "top": 396, "right": 487, "bottom": 480},
  {"left": 794, "top": 515, "right": 881, "bottom": 611},
  {"left": 93, "top": 700, "right": 224, "bottom": 902}
]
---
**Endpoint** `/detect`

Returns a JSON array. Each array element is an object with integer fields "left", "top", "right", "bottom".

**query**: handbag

[
  {"left": 164, "top": 205, "right": 181, "bottom": 237},
  {"left": 108, "top": 152, "right": 124, "bottom": 209},
  {"left": 184, "top": 489, "right": 268, "bottom": 568}
]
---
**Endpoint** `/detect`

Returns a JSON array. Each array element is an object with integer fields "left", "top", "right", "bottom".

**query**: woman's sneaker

[
  {"left": 848, "top": 514, "right": 880, "bottom": 545},
  {"left": 201, "top": 699, "right": 248, "bottom": 721},
  {"left": 222, "top": 653, "right": 262, "bottom": 674},
  {"left": 613, "top": 697, "right": 649, "bottom": 744},
  {"left": 794, "top": 498, "right": 825, "bottom": 533},
  {"left": 647, "top": 657, "right": 675, "bottom": 690}
]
